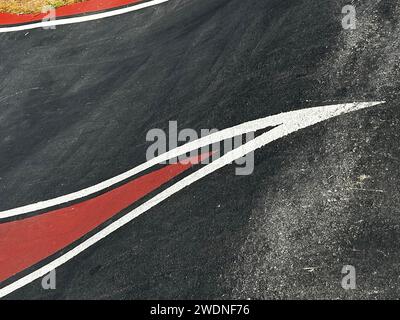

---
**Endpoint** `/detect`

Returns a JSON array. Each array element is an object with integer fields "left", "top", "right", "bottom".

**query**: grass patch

[{"left": 0, "top": 0, "right": 85, "bottom": 14}]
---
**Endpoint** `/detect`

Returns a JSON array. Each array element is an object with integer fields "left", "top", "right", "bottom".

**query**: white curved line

[
  {"left": 0, "top": 102, "right": 384, "bottom": 297},
  {"left": 0, "top": 0, "right": 170, "bottom": 33},
  {"left": 0, "top": 102, "right": 384, "bottom": 220}
]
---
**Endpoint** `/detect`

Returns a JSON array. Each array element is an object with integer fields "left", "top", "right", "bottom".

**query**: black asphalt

[{"left": 1, "top": 0, "right": 400, "bottom": 299}]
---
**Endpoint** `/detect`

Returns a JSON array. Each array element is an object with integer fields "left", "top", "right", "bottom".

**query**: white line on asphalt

[
  {"left": 0, "top": 102, "right": 383, "bottom": 219},
  {"left": 0, "top": 102, "right": 384, "bottom": 297}
]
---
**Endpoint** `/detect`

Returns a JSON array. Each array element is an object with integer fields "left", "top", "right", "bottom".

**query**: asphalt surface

[{"left": 1, "top": 0, "right": 400, "bottom": 299}]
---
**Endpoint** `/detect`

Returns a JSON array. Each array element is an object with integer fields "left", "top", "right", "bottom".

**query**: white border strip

[
  {"left": 0, "top": 102, "right": 384, "bottom": 219},
  {"left": 0, "top": 0, "right": 170, "bottom": 33},
  {"left": 0, "top": 102, "right": 384, "bottom": 297}
]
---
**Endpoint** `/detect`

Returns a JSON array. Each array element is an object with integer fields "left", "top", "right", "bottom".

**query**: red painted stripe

[
  {"left": 0, "top": 154, "right": 209, "bottom": 283},
  {"left": 0, "top": 0, "right": 145, "bottom": 25}
]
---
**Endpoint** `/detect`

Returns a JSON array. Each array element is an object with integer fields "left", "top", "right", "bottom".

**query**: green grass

[{"left": 0, "top": 0, "right": 84, "bottom": 14}]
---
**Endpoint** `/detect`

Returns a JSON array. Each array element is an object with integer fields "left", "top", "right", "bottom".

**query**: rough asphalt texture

[{"left": 0, "top": 0, "right": 399, "bottom": 299}]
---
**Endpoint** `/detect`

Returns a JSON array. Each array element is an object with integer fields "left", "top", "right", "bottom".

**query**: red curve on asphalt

[
  {"left": 0, "top": 0, "right": 145, "bottom": 25},
  {"left": 0, "top": 154, "right": 209, "bottom": 283}
]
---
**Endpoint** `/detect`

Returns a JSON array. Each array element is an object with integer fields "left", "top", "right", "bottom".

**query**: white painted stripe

[
  {"left": 0, "top": 102, "right": 384, "bottom": 297},
  {"left": 0, "top": 0, "right": 170, "bottom": 33},
  {"left": 0, "top": 102, "right": 384, "bottom": 219}
]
